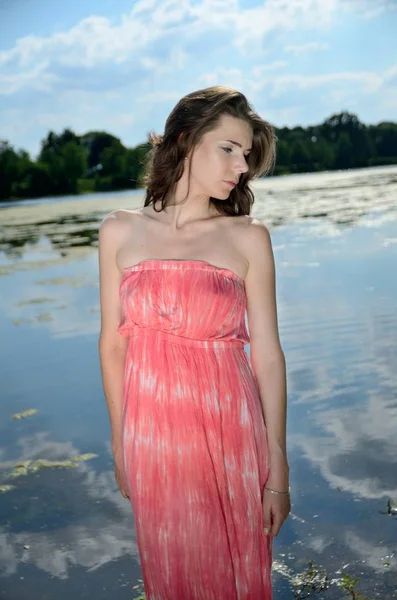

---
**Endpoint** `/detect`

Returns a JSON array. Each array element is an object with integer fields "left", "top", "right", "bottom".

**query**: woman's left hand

[{"left": 262, "top": 455, "right": 291, "bottom": 537}]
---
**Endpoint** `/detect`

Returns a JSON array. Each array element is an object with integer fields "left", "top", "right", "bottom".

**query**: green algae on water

[
  {"left": 0, "top": 484, "right": 16, "bottom": 494},
  {"left": 9, "top": 453, "right": 98, "bottom": 479},
  {"left": 12, "top": 408, "right": 39, "bottom": 420}
]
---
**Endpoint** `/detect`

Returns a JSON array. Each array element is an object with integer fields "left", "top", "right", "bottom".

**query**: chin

[{"left": 212, "top": 190, "right": 231, "bottom": 200}]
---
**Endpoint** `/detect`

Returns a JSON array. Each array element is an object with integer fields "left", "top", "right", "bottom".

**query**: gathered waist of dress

[{"left": 118, "top": 324, "right": 246, "bottom": 349}]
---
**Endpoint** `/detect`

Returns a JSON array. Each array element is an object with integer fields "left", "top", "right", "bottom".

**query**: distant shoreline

[
  {"left": 1, "top": 163, "right": 396, "bottom": 210},
  {"left": 1, "top": 164, "right": 396, "bottom": 231}
]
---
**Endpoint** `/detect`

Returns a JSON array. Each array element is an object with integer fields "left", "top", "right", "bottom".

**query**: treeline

[
  {"left": 1, "top": 111, "right": 397, "bottom": 201},
  {"left": 0, "top": 130, "right": 149, "bottom": 201}
]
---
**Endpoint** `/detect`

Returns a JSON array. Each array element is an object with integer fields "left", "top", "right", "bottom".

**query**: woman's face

[{"left": 188, "top": 114, "right": 253, "bottom": 200}]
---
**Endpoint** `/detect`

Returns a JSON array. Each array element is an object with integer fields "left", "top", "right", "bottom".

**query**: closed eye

[{"left": 222, "top": 147, "right": 250, "bottom": 159}]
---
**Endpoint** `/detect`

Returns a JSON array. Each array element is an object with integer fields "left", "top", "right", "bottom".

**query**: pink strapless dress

[{"left": 118, "top": 259, "right": 272, "bottom": 600}]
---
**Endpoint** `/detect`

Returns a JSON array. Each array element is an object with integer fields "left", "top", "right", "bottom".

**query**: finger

[
  {"left": 269, "top": 518, "right": 283, "bottom": 537},
  {"left": 263, "top": 517, "right": 272, "bottom": 535},
  {"left": 262, "top": 501, "right": 273, "bottom": 530}
]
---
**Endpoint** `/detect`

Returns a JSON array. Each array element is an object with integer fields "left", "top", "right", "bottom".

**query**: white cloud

[
  {"left": 194, "top": 65, "right": 384, "bottom": 98},
  {"left": 0, "top": 0, "right": 396, "bottom": 154},
  {"left": 234, "top": 0, "right": 339, "bottom": 54},
  {"left": 262, "top": 71, "right": 382, "bottom": 96},
  {"left": 0, "top": 432, "right": 138, "bottom": 579},
  {"left": 0, "top": 63, "right": 58, "bottom": 95},
  {"left": 0, "top": 0, "right": 381, "bottom": 96},
  {"left": 0, "top": 0, "right": 387, "bottom": 98},
  {"left": 284, "top": 42, "right": 329, "bottom": 55},
  {"left": 342, "top": 0, "right": 397, "bottom": 20},
  {"left": 197, "top": 67, "right": 246, "bottom": 90}
]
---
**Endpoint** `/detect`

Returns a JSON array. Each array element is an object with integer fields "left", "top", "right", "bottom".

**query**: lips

[{"left": 224, "top": 181, "right": 237, "bottom": 187}]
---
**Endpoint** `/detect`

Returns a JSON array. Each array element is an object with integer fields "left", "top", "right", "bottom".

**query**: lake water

[{"left": 1, "top": 165, "right": 397, "bottom": 599}]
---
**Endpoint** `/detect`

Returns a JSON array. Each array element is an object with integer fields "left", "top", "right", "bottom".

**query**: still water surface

[{"left": 1, "top": 166, "right": 396, "bottom": 599}]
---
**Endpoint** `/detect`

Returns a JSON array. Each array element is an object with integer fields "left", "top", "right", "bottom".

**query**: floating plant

[
  {"left": 12, "top": 408, "right": 38, "bottom": 420},
  {"left": 8, "top": 453, "right": 98, "bottom": 479}
]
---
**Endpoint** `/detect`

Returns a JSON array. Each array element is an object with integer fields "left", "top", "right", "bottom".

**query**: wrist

[
  {"left": 264, "top": 485, "right": 291, "bottom": 496},
  {"left": 267, "top": 460, "right": 290, "bottom": 490}
]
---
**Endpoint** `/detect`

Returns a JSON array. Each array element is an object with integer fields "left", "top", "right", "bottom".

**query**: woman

[{"left": 98, "top": 86, "right": 290, "bottom": 599}]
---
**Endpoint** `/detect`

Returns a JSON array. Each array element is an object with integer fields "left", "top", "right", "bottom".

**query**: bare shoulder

[
  {"left": 98, "top": 209, "right": 140, "bottom": 277},
  {"left": 99, "top": 208, "right": 138, "bottom": 246},
  {"left": 99, "top": 208, "right": 138, "bottom": 234},
  {"left": 242, "top": 215, "right": 271, "bottom": 238},
  {"left": 247, "top": 217, "right": 272, "bottom": 251},
  {"left": 233, "top": 216, "right": 273, "bottom": 271}
]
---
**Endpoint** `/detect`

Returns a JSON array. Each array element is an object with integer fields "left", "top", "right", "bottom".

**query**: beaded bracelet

[{"left": 264, "top": 486, "right": 291, "bottom": 496}]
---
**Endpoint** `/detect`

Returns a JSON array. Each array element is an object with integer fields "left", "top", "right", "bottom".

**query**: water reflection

[
  {"left": 1, "top": 167, "right": 397, "bottom": 598},
  {"left": 0, "top": 433, "right": 140, "bottom": 597}
]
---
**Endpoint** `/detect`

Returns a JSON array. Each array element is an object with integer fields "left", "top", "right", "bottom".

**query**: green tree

[
  {"left": 124, "top": 143, "right": 150, "bottom": 187},
  {"left": 80, "top": 131, "right": 123, "bottom": 169},
  {"left": 0, "top": 141, "right": 20, "bottom": 199},
  {"left": 275, "top": 139, "right": 292, "bottom": 167},
  {"left": 99, "top": 142, "right": 126, "bottom": 177},
  {"left": 2, "top": 113, "right": 397, "bottom": 201},
  {"left": 24, "top": 162, "right": 52, "bottom": 198},
  {"left": 37, "top": 129, "right": 87, "bottom": 195},
  {"left": 374, "top": 123, "right": 397, "bottom": 158},
  {"left": 290, "top": 139, "right": 311, "bottom": 172},
  {"left": 334, "top": 132, "right": 354, "bottom": 169},
  {"left": 38, "top": 128, "right": 80, "bottom": 158}
]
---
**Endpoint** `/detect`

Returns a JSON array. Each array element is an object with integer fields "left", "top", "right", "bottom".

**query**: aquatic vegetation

[
  {"left": 338, "top": 572, "right": 368, "bottom": 599},
  {"left": 16, "top": 297, "right": 56, "bottom": 306},
  {"left": 12, "top": 319, "right": 26, "bottom": 325},
  {"left": 379, "top": 498, "right": 397, "bottom": 518},
  {"left": 387, "top": 498, "right": 397, "bottom": 516},
  {"left": 8, "top": 453, "right": 98, "bottom": 479},
  {"left": 0, "top": 484, "right": 16, "bottom": 494},
  {"left": 35, "top": 276, "right": 97, "bottom": 287},
  {"left": 12, "top": 408, "right": 38, "bottom": 420},
  {"left": 36, "top": 312, "right": 54, "bottom": 322},
  {"left": 132, "top": 578, "right": 146, "bottom": 599},
  {"left": 130, "top": 561, "right": 371, "bottom": 599},
  {"left": 274, "top": 557, "right": 372, "bottom": 599},
  {"left": 291, "top": 559, "right": 329, "bottom": 598},
  {"left": 1, "top": 166, "right": 396, "bottom": 596}
]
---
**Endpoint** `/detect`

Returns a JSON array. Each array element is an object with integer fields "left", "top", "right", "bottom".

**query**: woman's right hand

[{"left": 112, "top": 445, "right": 130, "bottom": 499}]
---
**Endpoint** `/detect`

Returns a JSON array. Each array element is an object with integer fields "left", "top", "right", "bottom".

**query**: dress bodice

[{"left": 117, "top": 259, "right": 249, "bottom": 347}]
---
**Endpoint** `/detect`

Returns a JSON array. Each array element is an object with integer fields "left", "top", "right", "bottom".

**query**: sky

[{"left": 0, "top": 0, "right": 396, "bottom": 159}]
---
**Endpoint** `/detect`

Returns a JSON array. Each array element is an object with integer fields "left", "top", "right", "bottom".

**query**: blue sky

[{"left": 1, "top": 0, "right": 396, "bottom": 158}]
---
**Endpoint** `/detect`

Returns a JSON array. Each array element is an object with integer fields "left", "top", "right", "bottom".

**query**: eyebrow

[{"left": 226, "top": 139, "right": 252, "bottom": 152}]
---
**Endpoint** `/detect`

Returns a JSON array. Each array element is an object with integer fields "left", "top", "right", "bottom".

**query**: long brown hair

[{"left": 142, "top": 86, "right": 277, "bottom": 216}]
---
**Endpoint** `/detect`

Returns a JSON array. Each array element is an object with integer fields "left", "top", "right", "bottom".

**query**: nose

[{"left": 234, "top": 154, "right": 249, "bottom": 175}]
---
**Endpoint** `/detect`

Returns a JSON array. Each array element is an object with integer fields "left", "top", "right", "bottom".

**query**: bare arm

[
  {"left": 98, "top": 210, "right": 129, "bottom": 451},
  {"left": 244, "top": 219, "right": 289, "bottom": 486}
]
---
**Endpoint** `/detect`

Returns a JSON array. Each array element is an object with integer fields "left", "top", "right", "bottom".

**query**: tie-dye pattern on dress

[{"left": 118, "top": 259, "right": 273, "bottom": 600}]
